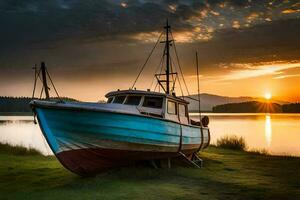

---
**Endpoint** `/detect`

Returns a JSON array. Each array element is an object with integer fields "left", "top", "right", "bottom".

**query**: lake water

[
  {"left": 191, "top": 113, "right": 300, "bottom": 156},
  {"left": 0, "top": 114, "right": 300, "bottom": 156}
]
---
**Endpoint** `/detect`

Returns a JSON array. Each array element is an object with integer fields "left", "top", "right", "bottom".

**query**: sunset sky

[{"left": 0, "top": 0, "right": 299, "bottom": 102}]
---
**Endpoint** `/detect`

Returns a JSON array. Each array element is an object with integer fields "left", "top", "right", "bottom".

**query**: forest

[{"left": 0, "top": 97, "right": 78, "bottom": 113}]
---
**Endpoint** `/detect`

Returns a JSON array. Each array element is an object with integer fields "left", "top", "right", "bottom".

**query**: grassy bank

[
  {"left": 0, "top": 143, "right": 42, "bottom": 156},
  {"left": 0, "top": 145, "right": 300, "bottom": 200}
]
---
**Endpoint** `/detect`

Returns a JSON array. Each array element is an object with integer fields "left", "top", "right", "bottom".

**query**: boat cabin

[{"left": 105, "top": 90, "right": 190, "bottom": 125}]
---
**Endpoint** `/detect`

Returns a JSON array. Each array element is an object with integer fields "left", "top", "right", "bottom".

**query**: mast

[
  {"left": 164, "top": 20, "right": 171, "bottom": 94},
  {"left": 196, "top": 52, "right": 201, "bottom": 120},
  {"left": 131, "top": 20, "right": 177, "bottom": 94},
  {"left": 41, "top": 62, "right": 50, "bottom": 99}
]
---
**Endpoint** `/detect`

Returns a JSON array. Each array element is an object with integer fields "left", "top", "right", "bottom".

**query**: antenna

[
  {"left": 196, "top": 52, "right": 202, "bottom": 121},
  {"left": 164, "top": 19, "right": 171, "bottom": 94}
]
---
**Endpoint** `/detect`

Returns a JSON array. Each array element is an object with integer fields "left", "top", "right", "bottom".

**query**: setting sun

[{"left": 264, "top": 92, "right": 272, "bottom": 100}]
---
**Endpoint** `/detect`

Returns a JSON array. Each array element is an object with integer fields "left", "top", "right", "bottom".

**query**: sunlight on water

[
  {"left": 265, "top": 114, "right": 272, "bottom": 147},
  {"left": 191, "top": 113, "right": 300, "bottom": 156}
]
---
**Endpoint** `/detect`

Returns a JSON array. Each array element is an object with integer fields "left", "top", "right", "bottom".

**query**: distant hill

[
  {"left": 184, "top": 93, "right": 289, "bottom": 112},
  {"left": 0, "top": 97, "right": 78, "bottom": 113},
  {"left": 212, "top": 101, "right": 300, "bottom": 113},
  {"left": 212, "top": 101, "right": 282, "bottom": 113}
]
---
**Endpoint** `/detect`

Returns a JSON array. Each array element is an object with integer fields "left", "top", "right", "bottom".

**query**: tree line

[
  {"left": 0, "top": 96, "right": 78, "bottom": 113},
  {"left": 213, "top": 101, "right": 300, "bottom": 113}
]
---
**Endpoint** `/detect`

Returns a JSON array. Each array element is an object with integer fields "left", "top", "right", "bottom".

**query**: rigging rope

[
  {"left": 45, "top": 68, "right": 62, "bottom": 101},
  {"left": 31, "top": 63, "right": 62, "bottom": 101},
  {"left": 171, "top": 75, "right": 177, "bottom": 93},
  {"left": 150, "top": 48, "right": 165, "bottom": 90},
  {"left": 131, "top": 31, "right": 163, "bottom": 89},
  {"left": 153, "top": 46, "right": 166, "bottom": 92},
  {"left": 196, "top": 52, "right": 202, "bottom": 120},
  {"left": 170, "top": 30, "right": 190, "bottom": 96},
  {"left": 32, "top": 65, "right": 38, "bottom": 99},
  {"left": 39, "top": 87, "right": 44, "bottom": 99},
  {"left": 32, "top": 66, "right": 48, "bottom": 99},
  {"left": 169, "top": 56, "right": 177, "bottom": 93},
  {"left": 171, "top": 55, "right": 184, "bottom": 97}
]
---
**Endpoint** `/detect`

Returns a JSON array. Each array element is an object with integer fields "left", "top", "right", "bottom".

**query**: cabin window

[
  {"left": 179, "top": 104, "right": 187, "bottom": 117},
  {"left": 143, "top": 96, "right": 163, "bottom": 109},
  {"left": 125, "top": 95, "right": 142, "bottom": 105},
  {"left": 167, "top": 100, "right": 177, "bottom": 115},
  {"left": 113, "top": 95, "right": 126, "bottom": 104},
  {"left": 107, "top": 97, "right": 113, "bottom": 103}
]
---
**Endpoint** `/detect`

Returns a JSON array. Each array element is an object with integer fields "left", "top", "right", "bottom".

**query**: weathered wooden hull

[
  {"left": 56, "top": 147, "right": 182, "bottom": 176},
  {"left": 32, "top": 101, "right": 210, "bottom": 176}
]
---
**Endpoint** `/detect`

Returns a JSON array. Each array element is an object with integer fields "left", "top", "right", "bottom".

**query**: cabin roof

[{"left": 105, "top": 90, "right": 189, "bottom": 104}]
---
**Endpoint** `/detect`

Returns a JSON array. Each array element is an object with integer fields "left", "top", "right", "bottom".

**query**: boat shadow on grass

[{"left": 1, "top": 144, "right": 300, "bottom": 200}]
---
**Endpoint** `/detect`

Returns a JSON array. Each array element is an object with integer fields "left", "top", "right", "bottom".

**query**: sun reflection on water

[{"left": 265, "top": 114, "right": 272, "bottom": 147}]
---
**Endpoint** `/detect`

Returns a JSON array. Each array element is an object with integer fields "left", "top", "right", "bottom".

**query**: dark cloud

[
  {"left": 0, "top": 0, "right": 300, "bottom": 96},
  {"left": 0, "top": 0, "right": 299, "bottom": 52},
  {"left": 227, "top": 0, "right": 250, "bottom": 7},
  {"left": 194, "top": 18, "right": 300, "bottom": 67},
  {"left": 0, "top": 0, "right": 195, "bottom": 54}
]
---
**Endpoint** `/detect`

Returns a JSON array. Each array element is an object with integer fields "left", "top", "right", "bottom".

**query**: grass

[
  {"left": 0, "top": 142, "right": 42, "bottom": 156},
  {"left": 0, "top": 145, "right": 300, "bottom": 200},
  {"left": 216, "top": 135, "right": 246, "bottom": 151},
  {"left": 248, "top": 148, "right": 270, "bottom": 156}
]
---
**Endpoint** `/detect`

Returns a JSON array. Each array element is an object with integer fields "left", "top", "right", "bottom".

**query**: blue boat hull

[{"left": 34, "top": 104, "right": 210, "bottom": 176}]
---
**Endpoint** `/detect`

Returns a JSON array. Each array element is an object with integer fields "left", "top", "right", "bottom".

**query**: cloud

[
  {"left": 273, "top": 74, "right": 300, "bottom": 79},
  {"left": 282, "top": 2, "right": 300, "bottom": 14},
  {"left": 0, "top": 0, "right": 300, "bottom": 79},
  {"left": 191, "top": 18, "right": 300, "bottom": 68},
  {"left": 282, "top": 9, "right": 300, "bottom": 14},
  {"left": 0, "top": 0, "right": 299, "bottom": 51},
  {"left": 216, "top": 61, "right": 300, "bottom": 81},
  {"left": 130, "top": 27, "right": 213, "bottom": 43},
  {"left": 232, "top": 20, "right": 240, "bottom": 29}
]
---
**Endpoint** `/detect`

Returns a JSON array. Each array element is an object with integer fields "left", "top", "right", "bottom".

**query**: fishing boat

[{"left": 30, "top": 21, "right": 210, "bottom": 176}]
